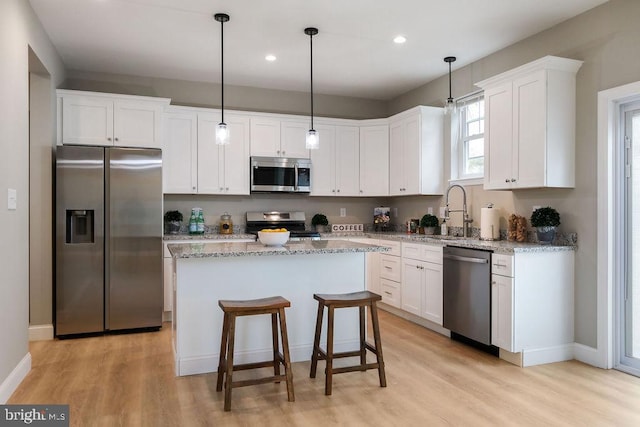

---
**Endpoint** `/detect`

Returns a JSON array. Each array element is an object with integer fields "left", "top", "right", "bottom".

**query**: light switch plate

[
  {"left": 7, "top": 188, "right": 17, "bottom": 210},
  {"left": 340, "top": 208, "right": 346, "bottom": 217},
  {"left": 427, "top": 207, "right": 433, "bottom": 215}
]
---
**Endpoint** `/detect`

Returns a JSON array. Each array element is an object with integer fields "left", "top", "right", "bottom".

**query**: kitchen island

[{"left": 168, "top": 240, "right": 389, "bottom": 376}]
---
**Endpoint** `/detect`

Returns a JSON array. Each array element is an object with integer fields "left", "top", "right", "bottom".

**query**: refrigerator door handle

[{"left": 104, "top": 148, "right": 111, "bottom": 330}]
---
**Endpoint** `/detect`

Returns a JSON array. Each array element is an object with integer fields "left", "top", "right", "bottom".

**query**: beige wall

[
  {"left": 0, "top": 0, "right": 65, "bottom": 399},
  {"left": 386, "top": 0, "right": 640, "bottom": 347},
  {"left": 63, "top": 70, "right": 388, "bottom": 120}
]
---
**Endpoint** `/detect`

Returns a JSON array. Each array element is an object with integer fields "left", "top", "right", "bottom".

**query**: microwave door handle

[{"left": 294, "top": 164, "right": 299, "bottom": 191}]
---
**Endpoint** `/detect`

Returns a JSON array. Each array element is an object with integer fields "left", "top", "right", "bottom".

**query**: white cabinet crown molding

[
  {"left": 475, "top": 55, "right": 583, "bottom": 89},
  {"left": 57, "top": 89, "right": 171, "bottom": 105}
]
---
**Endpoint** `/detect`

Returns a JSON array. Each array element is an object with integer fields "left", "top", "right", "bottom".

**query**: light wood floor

[{"left": 10, "top": 310, "right": 640, "bottom": 426}]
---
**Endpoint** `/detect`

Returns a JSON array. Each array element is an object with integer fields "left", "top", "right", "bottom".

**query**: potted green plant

[
  {"left": 312, "top": 213, "right": 329, "bottom": 233},
  {"left": 420, "top": 214, "right": 439, "bottom": 235},
  {"left": 530, "top": 206, "right": 560, "bottom": 244},
  {"left": 164, "top": 210, "right": 183, "bottom": 234}
]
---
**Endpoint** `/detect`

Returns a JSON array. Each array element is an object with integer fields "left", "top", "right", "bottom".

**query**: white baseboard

[
  {"left": 176, "top": 339, "right": 359, "bottom": 376},
  {"left": 28, "top": 324, "right": 54, "bottom": 341},
  {"left": 573, "top": 343, "right": 604, "bottom": 368},
  {"left": 521, "top": 344, "right": 574, "bottom": 367},
  {"left": 0, "top": 353, "right": 31, "bottom": 404},
  {"left": 378, "top": 303, "right": 451, "bottom": 337}
]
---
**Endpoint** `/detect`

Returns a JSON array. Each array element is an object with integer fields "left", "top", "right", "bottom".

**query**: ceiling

[{"left": 29, "top": 0, "right": 607, "bottom": 100}]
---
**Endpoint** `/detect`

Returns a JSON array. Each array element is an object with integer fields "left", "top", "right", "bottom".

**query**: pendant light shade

[
  {"left": 444, "top": 56, "right": 456, "bottom": 115},
  {"left": 305, "top": 27, "right": 319, "bottom": 150},
  {"left": 215, "top": 13, "right": 230, "bottom": 145}
]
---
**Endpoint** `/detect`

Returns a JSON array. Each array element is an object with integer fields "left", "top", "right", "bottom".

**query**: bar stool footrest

[
  {"left": 232, "top": 375, "right": 289, "bottom": 389},
  {"left": 331, "top": 363, "right": 381, "bottom": 375}
]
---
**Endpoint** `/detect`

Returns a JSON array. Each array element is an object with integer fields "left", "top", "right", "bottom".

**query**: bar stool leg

[
  {"left": 325, "top": 305, "right": 335, "bottom": 396},
  {"left": 271, "top": 312, "right": 281, "bottom": 380},
  {"left": 310, "top": 301, "right": 324, "bottom": 379},
  {"left": 216, "top": 312, "right": 230, "bottom": 392},
  {"left": 278, "top": 307, "right": 295, "bottom": 402},
  {"left": 369, "top": 301, "right": 387, "bottom": 388},
  {"left": 359, "top": 305, "right": 366, "bottom": 367},
  {"left": 224, "top": 313, "right": 237, "bottom": 412}
]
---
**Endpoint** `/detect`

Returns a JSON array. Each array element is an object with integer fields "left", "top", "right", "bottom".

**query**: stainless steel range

[{"left": 246, "top": 211, "right": 320, "bottom": 241}]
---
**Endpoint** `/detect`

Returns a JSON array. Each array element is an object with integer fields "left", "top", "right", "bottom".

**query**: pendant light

[
  {"left": 304, "top": 27, "right": 319, "bottom": 150},
  {"left": 444, "top": 56, "right": 457, "bottom": 115},
  {"left": 214, "top": 13, "right": 230, "bottom": 145}
]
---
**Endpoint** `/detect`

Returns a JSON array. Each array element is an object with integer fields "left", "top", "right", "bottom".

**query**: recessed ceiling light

[
  {"left": 265, "top": 54, "right": 277, "bottom": 62},
  {"left": 393, "top": 35, "right": 406, "bottom": 44}
]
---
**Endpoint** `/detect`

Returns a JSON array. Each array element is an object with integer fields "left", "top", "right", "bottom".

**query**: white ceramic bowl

[{"left": 257, "top": 231, "right": 290, "bottom": 246}]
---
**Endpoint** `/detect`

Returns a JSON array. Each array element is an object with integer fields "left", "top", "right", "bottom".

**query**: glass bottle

[
  {"left": 196, "top": 208, "right": 205, "bottom": 235},
  {"left": 189, "top": 209, "right": 197, "bottom": 235}
]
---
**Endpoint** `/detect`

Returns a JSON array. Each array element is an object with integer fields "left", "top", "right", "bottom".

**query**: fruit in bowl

[{"left": 258, "top": 228, "right": 290, "bottom": 246}]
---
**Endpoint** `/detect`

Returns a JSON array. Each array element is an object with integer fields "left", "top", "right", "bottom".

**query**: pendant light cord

[
  {"left": 448, "top": 61, "right": 452, "bottom": 101},
  {"left": 309, "top": 31, "right": 314, "bottom": 130},
  {"left": 220, "top": 18, "right": 225, "bottom": 123}
]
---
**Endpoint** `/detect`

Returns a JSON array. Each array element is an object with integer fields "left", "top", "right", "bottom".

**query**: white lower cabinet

[
  {"left": 378, "top": 240, "right": 402, "bottom": 308},
  {"left": 490, "top": 251, "right": 574, "bottom": 366},
  {"left": 401, "top": 242, "right": 443, "bottom": 325}
]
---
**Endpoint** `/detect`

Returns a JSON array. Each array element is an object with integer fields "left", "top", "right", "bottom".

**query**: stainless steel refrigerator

[{"left": 55, "top": 145, "right": 163, "bottom": 336}]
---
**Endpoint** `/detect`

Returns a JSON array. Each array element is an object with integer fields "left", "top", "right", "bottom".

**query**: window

[{"left": 452, "top": 92, "right": 484, "bottom": 182}]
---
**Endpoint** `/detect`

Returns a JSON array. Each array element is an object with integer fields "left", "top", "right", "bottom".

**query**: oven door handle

[
  {"left": 443, "top": 254, "right": 488, "bottom": 264},
  {"left": 294, "top": 163, "right": 299, "bottom": 191}
]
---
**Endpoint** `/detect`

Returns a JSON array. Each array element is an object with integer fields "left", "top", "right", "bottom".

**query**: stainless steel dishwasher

[{"left": 442, "top": 246, "right": 492, "bottom": 346}]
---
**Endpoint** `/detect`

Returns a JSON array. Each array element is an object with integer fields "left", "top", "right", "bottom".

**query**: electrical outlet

[
  {"left": 7, "top": 189, "right": 16, "bottom": 210},
  {"left": 427, "top": 207, "right": 433, "bottom": 215},
  {"left": 439, "top": 207, "right": 446, "bottom": 218},
  {"left": 340, "top": 208, "right": 346, "bottom": 217}
]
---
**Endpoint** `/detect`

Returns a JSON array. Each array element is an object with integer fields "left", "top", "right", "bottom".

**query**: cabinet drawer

[
  {"left": 402, "top": 242, "right": 442, "bottom": 264},
  {"left": 380, "top": 278, "right": 400, "bottom": 308},
  {"left": 378, "top": 239, "right": 401, "bottom": 256},
  {"left": 380, "top": 254, "right": 401, "bottom": 281},
  {"left": 492, "top": 253, "right": 514, "bottom": 277}
]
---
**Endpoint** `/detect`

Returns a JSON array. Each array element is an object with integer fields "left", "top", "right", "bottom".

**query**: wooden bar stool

[
  {"left": 309, "top": 290, "right": 386, "bottom": 395},
  {"left": 216, "top": 296, "right": 294, "bottom": 411}
]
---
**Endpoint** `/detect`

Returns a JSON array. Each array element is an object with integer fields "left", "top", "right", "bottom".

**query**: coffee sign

[{"left": 331, "top": 224, "right": 363, "bottom": 232}]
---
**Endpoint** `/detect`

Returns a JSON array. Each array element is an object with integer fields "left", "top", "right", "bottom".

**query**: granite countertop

[
  {"left": 320, "top": 231, "right": 576, "bottom": 254},
  {"left": 163, "top": 233, "right": 256, "bottom": 241},
  {"left": 168, "top": 239, "right": 390, "bottom": 259}
]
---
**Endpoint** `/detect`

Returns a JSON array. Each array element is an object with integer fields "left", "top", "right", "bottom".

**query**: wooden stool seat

[
  {"left": 216, "top": 296, "right": 294, "bottom": 411},
  {"left": 310, "top": 290, "right": 386, "bottom": 395}
]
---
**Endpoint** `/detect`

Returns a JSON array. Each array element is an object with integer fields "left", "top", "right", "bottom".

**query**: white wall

[
  {"left": 0, "top": 0, "right": 64, "bottom": 401},
  {"left": 387, "top": 0, "right": 640, "bottom": 348}
]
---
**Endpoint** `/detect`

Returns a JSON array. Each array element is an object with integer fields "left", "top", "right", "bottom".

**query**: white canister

[{"left": 480, "top": 205, "right": 500, "bottom": 240}]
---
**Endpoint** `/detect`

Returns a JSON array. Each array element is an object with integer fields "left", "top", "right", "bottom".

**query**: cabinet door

[
  {"left": 359, "top": 125, "right": 389, "bottom": 196},
  {"left": 422, "top": 261, "right": 443, "bottom": 325},
  {"left": 402, "top": 115, "right": 421, "bottom": 194},
  {"left": 281, "top": 120, "right": 310, "bottom": 158},
  {"left": 113, "top": 99, "right": 163, "bottom": 148},
  {"left": 401, "top": 258, "right": 422, "bottom": 316},
  {"left": 223, "top": 115, "right": 251, "bottom": 195},
  {"left": 389, "top": 120, "right": 404, "bottom": 195},
  {"left": 484, "top": 82, "right": 514, "bottom": 190},
  {"left": 310, "top": 125, "right": 336, "bottom": 196},
  {"left": 335, "top": 125, "right": 360, "bottom": 196},
  {"left": 380, "top": 254, "right": 401, "bottom": 281},
  {"left": 62, "top": 95, "right": 114, "bottom": 146},
  {"left": 197, "top": 113, "right": 224, "bottom": 194},
  {"left": 513, "top": 71, "right": 547, "bottom": 188},
  {"left": 491, "top": 273, "right": 514, "bottom": 351},
  {"left": 250, "top": 117, "right": 281, "bottom": 156},
  {"left": 163, "top": 112, "right": 198, "bottom": 193},
  {"left": 163, "top": 257, "right": 173, "bottom": 312}
]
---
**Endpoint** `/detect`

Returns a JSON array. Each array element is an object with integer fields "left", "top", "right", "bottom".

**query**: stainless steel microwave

[{"left": 250, "top": 156, "right": 311, "bottom": 193}]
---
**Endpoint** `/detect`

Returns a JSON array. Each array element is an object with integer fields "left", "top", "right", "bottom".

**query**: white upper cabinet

[
  {"left": 197, "top": 113, "right": 250, "bottom": 195},
  {"left": 58, "top": 90, "right": 169, "bottom": 148},
  {"left": 163, "top": 111, "right": 198, "bottom": 193},
  {"left": 250, "top": 117, "right": 309, "bottom": 158},
  {"left": 476, "top": 56, "right": 583, "bottom": 190},
  {"left": 388, "top": 106, "right": 444, "bottom": 196},
  {"left": 359, "top": 124, "right": 389, "bottom": 197},
  {"left": 310, "top": 125, "right": 359, "bottom": 196}
]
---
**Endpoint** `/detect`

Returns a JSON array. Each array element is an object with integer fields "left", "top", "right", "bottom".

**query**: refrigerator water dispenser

[{"left": 66, "top": 210, "right": 94, "bottom": 244}]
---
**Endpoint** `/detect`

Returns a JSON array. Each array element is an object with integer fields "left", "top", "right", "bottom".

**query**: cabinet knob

[
  {"left": 360, "top": 190, "right": 363, "bottom": 193},
  {"left": 114, "top": 137, "right": 119, "bottom": 142},
  {"left": 219, "top": 187, "right": 223, "bottom": 191},
  {"left": 337, "top": 189, "right": 340, "bottom": 193},
  {"left": 505, "top": 179, "right": 509, "bottom": 183},
  {"left": 282, "top": 151, "right": 286, "bottom": 155},
  {"left": 511, "top": 178, "right": 516, "bottom": 182},
  {"left": 225, "top": 187, "right": 229, "bottom": 191},
  {"left": 107, "top": 137, "right": 112, "bottom": 141},
  {"left": 332, "top": 189, "right": 335, "bottom": 193},
  {"left": 492, "top": 281, "right": 497, "bottom": 285},
  {"left": 277, "top": 150, "right": 281, "bottom": 155},
  {"left": 192, "top": 186, "right": 196, "bottom": 190}
]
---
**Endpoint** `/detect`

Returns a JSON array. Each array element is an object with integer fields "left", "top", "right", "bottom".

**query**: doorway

[{"left": 616, "top": 101, "right": 640, "bottom": 376}]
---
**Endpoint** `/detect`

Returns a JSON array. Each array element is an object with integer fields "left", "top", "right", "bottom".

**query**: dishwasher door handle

[{"left": 443, "top": 254, "right": 489, "bottom": 264}]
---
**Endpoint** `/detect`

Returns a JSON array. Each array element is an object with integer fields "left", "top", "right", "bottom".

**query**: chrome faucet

[{"left": 444, "top": 184, "right": 473, "bottom": 237}]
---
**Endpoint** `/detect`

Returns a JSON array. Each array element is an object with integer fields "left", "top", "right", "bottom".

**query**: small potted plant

[
  {"left": 164, "top": 210, "right": 183, "bottom": 234},
  {"left": 420, "top": 214, "right": 439, "bottom": 235},
  {"left": 530, "top": 206, "right": 560, "bottom": 244},
  {"left": 312, "top": 213, "right": 329, "bottom": 233}
]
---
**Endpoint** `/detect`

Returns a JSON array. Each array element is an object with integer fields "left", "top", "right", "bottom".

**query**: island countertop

[{"left": 168, "top": 239, "right": 390, "bottom": 259}]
